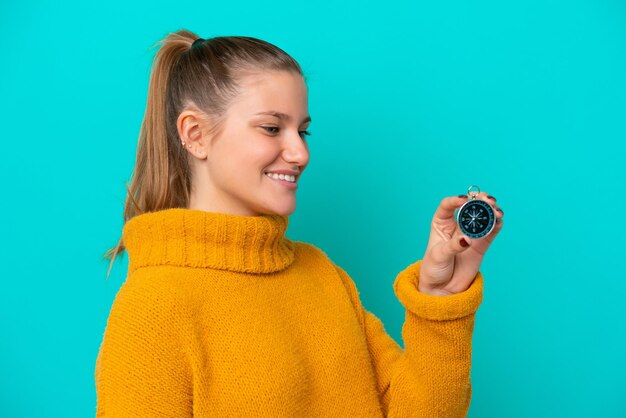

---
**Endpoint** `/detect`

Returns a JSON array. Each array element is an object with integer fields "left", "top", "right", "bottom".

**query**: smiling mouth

[
  {"left": 264, "top": 172, "right": 298, "bottom": 189},
  {"left": 264, "top": 172, "right": 297, "bottom": 183}
]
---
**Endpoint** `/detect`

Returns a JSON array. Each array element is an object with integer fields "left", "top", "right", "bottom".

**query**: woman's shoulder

[
  {"left": 105, "top": 267, "right": 193, "bottom": 338},
  {"left": 113, "top": 265, "right": 200, "bottom": 318},
  {"left": 291, "top": 240, "right": 335, "bottom": 263},
  {"left": 290, "top": 240, "right": 350, "bottom": 281},
  {"left": 124, "top": 265, "right": 193, "bottom": 294}
]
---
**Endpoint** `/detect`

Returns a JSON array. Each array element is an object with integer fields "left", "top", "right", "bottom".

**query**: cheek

[
  {"left": 246, "top": 144, "right": 281, "bottom": 170},
  {"left": 213, "top": 137, "right": 280, "bottom": 180}
]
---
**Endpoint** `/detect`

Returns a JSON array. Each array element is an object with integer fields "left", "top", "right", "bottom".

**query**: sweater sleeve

[
  {"left": 333, "top": 259, "right": 483, "bottom": 418},
  {"left": 95, "top": 274, "right": 193, "bottom": 417}
]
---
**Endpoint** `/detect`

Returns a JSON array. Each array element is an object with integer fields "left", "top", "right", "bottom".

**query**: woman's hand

[{"left": 418, "top": 192, "right": 504, "bottom": 296}]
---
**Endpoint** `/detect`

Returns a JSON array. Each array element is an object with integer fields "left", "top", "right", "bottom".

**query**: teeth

[{"left": 265, "top": 172, "right": 296, "bottom": 183}]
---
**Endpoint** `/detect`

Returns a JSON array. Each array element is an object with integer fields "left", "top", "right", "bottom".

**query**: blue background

[{"left": 1, "top": 0, "right": 625, "bottom": 416}]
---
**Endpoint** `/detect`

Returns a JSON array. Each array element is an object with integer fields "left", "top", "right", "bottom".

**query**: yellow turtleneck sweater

[{"left": 95, "top": 208, "right": 484, "bottom": 417}]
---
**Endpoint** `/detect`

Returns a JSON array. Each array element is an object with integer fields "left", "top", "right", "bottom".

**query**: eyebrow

[{"left": 254, "top": 111, "right": 312, "bottom": 124}]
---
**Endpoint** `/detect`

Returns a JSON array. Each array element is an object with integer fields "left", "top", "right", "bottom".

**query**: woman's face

[{"left": 185, "top": 70, "right": 311, "bottom": 217}]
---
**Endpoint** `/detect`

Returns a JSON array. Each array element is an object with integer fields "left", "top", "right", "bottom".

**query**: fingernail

[
  {"left": 457, "top": 195, "right": 468, "bottom": 198},
  {"left": 496, "top": 208, "right": 504, "bottom": 214},
  {"left": 487, "top": 195, "right": 496, "bottom": 201},
  {"left": 460, "top": 238, "right": 469, "bottom": 247}
]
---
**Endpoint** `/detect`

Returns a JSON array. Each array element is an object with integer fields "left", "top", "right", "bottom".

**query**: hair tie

[{"left": 192, "top": 38, "right": 205, "bottom": 48}]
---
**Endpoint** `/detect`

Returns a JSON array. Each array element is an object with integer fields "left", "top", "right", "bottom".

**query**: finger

[
  {"left": 444, "top": 224, "right": 473, "bottom": 250},
  {"left": 484, "top": 192, "right": 497, "bottom": 205},
  {"left": 433, "top": 195, "right": 470, "bottom": 221},
  {"left": 474, "top": 191, "right": 496, "bottom": 206},
  {"left": 495, "top": 205, "right": 504, "bottom": 223},
  {"left": 427, "top": 226, "right": 473, "bottom": 264},
  {"left": 477, "top": 192, "right": 504, "bottom": 232},
  {"left": 493, "top": 216, "right": 504, "bottom": 232},
  {"left": 446, "top": 231, "right": 473, "bottom": 256}
]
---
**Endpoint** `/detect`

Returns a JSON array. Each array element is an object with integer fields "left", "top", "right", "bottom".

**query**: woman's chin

[{"left": 259, "top": 200, "right": 296, "bottom": 217}]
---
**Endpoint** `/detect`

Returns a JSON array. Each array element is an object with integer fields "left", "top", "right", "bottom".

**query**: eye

[
  {"left": 262, "top": 126, "right": 312, "bottom": 140},
  {"left": 262, "top": 126, "right": 280, "bottom": 135}
]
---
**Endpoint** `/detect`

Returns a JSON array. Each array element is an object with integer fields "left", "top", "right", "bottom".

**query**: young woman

[{"left": 95, "top": 29, "right": 504, "bottom": 417}]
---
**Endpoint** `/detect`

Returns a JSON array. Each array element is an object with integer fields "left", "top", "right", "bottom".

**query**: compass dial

[{"left": 457, "top": 199, "right": 496, "bottom": 239}]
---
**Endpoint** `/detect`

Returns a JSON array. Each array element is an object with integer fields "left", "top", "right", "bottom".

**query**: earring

[{"left": 181, "top": 140, "right": 186, "bottom": 147}]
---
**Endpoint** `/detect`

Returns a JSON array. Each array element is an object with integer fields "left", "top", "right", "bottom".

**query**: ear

[{"left": 177, "top": 109, "right": 209, "bottom": 160}]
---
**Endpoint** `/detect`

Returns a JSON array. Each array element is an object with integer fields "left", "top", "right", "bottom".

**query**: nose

[{"left": 281, "top": 130, "right": 310, "bottom": 168}]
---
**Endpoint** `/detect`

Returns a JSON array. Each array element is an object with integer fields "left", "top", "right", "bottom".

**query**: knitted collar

[{"left": 122, "top": 208, "right": 295, "bottom": 274}]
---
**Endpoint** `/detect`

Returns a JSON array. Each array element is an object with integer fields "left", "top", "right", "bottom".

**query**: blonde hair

[{"left": 103, "top": 29, "right": 304, "bottom": 278}]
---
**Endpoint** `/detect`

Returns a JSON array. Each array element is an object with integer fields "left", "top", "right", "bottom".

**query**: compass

[{"left": 456, "top": 185, "right": 496, "bottom": 239}]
